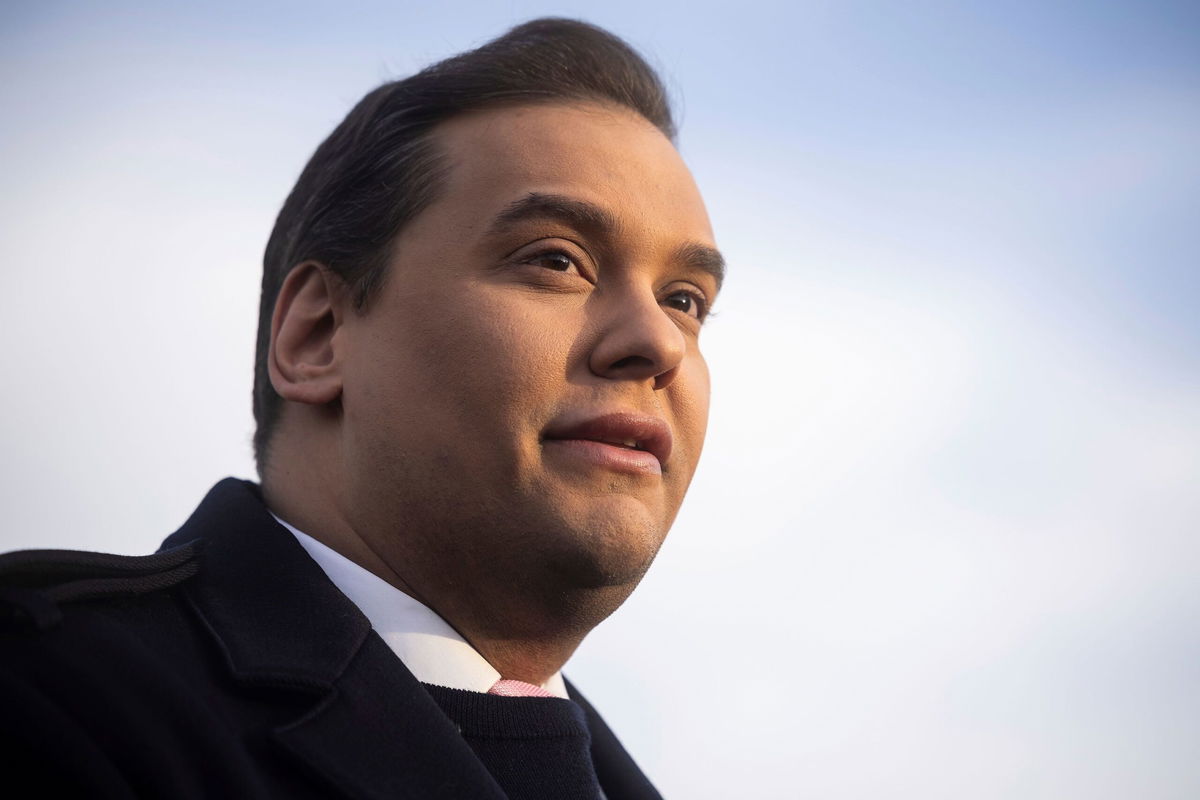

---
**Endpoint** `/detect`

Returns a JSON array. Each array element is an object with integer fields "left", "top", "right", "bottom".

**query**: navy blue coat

[{"left": 0, "top": 479, "right": 662, "bottom": 799}]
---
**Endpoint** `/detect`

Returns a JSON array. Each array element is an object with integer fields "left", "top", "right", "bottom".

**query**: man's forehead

[
  {"left": 438, "top": 99, "right": 663, "bottom": 149},
  {"left": 426, "top": 102, "right": 716, "bottom": 245}
]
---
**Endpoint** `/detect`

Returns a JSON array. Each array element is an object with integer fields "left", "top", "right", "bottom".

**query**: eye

[
  {"left": 505, "top": 239, "right": 595, "bottom": 286},
  {"left": 663, "top": 289, "right": 708, "bottom": 321},
  {"left": 522, "top": 250, "right": 579, "bottom": 273}
]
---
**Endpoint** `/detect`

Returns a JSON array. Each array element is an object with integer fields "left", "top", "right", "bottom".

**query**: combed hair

[{"left": 252, "top": 18, "right": 675, "bottom": 469}]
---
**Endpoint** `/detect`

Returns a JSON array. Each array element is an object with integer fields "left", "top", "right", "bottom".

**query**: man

[{"left": 0, "top": 18, "right": 722, "bottom": 798}]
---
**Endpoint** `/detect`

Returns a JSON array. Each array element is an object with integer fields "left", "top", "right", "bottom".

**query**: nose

[{"left": 588, "top": 289, "right": 687, "bottom": 390}]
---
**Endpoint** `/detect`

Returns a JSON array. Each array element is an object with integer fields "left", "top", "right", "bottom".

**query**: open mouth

[
  {"left": 541, "top": 412, "right": 673, "bottom": 471},
  {"left": 601, "top": 438, "right": 644, "bottom": 450}
]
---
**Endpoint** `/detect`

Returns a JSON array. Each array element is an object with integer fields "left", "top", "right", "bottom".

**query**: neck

[
  {"left": 261, "top": 427, "right": 634, "bottom": 687},
  {"left": 260, "top": 434, "right": 422, "bottom": 600},
  {"left": 429, "top": 584, "right": 630, "bottom": 686},
  {"left": 471, "top": 636, "right": 581, "bottom": 687}
]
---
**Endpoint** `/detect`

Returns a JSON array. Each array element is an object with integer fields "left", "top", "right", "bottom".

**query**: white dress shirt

[{"left": 271, "top": 514, "right": 569, "bottom": 699}]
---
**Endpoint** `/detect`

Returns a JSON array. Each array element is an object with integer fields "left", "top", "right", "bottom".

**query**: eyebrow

[
  {"left": 674, "top": 241, "right": 725, "bottom": 292},
  {"left": 488, "top": 192, "right": 725, "bottom": 291}
]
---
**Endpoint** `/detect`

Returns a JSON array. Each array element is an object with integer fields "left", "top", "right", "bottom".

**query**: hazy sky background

[{"left": 2, "top": 1, "right": 1197, "bottom": 797}]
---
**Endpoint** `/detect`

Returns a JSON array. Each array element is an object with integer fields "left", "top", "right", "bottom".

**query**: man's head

[
  {"left": 257, "top": 19, "right": 721, "bottom": 657},
  {"left": 253, "top": 18, "right": 675, "bottom": 462}
]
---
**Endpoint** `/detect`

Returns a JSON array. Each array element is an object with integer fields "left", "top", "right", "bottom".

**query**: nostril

[{"left": 608, "top": 355, "right": 655, "bottom": 372}]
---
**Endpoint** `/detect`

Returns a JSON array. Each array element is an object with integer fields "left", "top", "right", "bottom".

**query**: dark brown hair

[{"left": 252, "top": 18, "right": 675, "bottom": 469}]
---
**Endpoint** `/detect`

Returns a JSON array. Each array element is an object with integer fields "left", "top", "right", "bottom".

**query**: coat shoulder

[{"left": 0, "top": 541, "right": 201, "bottom": 631}]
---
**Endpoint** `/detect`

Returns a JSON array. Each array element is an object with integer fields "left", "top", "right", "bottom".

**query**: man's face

[{"left": 336, "top": 102, "right": 721, "bottom": 606}]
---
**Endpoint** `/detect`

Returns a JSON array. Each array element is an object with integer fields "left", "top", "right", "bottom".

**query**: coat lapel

[
  {"left": 567, "top": 678, "right": 664, "bottom": 800},
  {"left": 162, "top": 479, "right": 506, "bottom": 800},
  {"left": 272, "top": 632, "right": 506, "bottom": 799}
]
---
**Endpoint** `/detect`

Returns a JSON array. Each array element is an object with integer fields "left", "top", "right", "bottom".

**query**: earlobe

[{"left": 268, "top": 262, "right": 346, "bottom": 406}]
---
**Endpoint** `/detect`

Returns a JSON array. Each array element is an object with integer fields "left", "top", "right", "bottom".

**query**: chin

[{"left": 540, "top": 500, "right": 670, "bottom": 591}]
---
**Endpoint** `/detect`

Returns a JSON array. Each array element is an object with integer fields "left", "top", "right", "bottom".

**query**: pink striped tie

[{"left": 488, "top": 678, "right": 555, "bottom": 698}]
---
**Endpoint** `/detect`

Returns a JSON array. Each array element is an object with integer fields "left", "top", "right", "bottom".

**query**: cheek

[
  {"left": 387, "top": 290, "right": 572, "bottom": 419},
  {"left": 673, "top": 356, "right": 712, "bottom": 468},
  {"left": 460, "top": 302, "right": 569, "bottom": 402}
]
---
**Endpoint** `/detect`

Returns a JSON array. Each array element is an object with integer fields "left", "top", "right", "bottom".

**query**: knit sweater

[{"left": 423, "top": 683, "right": 604, "bottom": 799}]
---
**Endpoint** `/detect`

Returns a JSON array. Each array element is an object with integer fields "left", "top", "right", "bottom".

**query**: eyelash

[
  {"left": 662, "top": 289, "right": 709, "bottom": 321},
  {"left": 522, "top": 250, "right": 580, "bottom": 274},
  {"left": 515, "top": 244, "right": 711, "bottom": 322}
]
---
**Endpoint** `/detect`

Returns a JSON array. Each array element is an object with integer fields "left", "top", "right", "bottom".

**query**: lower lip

[{"left": 543, "top": 439, "right": 663, "bottom": 476}]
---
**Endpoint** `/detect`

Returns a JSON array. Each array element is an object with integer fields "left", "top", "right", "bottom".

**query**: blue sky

[{"left": 2, "top": 2, "right": 1197, "bottom": 797}]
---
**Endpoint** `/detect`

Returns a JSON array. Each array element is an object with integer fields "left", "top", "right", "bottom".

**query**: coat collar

[{"left": 161, "top": 478, "right": 506, "bottom": 799}]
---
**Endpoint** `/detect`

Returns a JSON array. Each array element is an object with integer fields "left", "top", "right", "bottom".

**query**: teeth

[{"left": 600, "top": 438, "right": 640, "bottom": 449}]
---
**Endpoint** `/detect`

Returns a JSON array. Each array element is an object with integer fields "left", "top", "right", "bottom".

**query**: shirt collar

[{"left": 271, "top": 513, "right": 568, "bottom": 699}]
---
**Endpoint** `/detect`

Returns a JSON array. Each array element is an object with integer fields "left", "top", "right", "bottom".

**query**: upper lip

[{"left": 542, "top": 412, "right": 673, "bottom": 467}]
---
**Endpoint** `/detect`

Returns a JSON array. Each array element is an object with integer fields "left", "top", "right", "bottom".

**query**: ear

[{"left": 268, "top": 262, "right": 347, "bottom": 406}]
